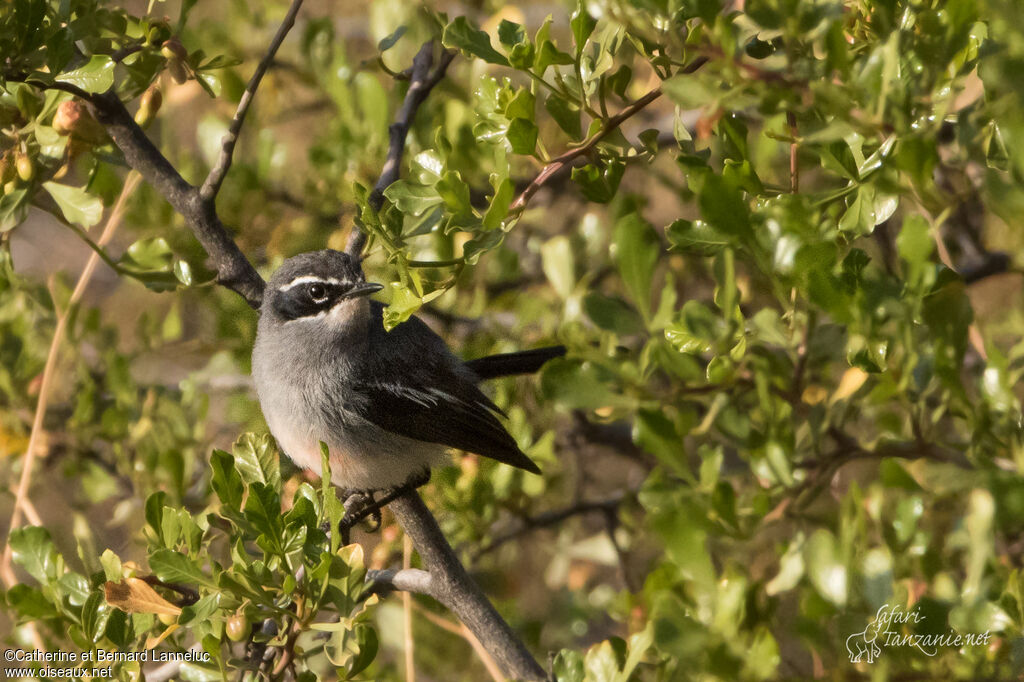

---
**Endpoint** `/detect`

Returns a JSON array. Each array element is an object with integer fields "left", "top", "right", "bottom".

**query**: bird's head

[{"left": 262, "top": 250, "right": 383, "bottom": 328}]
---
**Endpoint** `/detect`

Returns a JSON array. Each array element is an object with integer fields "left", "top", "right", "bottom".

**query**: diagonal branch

[
  {"left": 509, "top": 56, "right": 709, "bottom": 215},
  {"left": 471, "top": 492, "right": 627, "bottom": 560},
  {"left": 86, "top": 91, "right": 266, "bottom": 307},
  {"left": 509, "top": 88, "right": 663, "bottom": 214},
  {"left": 388, "top": 491, "right": 546, "bottom": 681},
  {"left": 345, "top": 42, "right": 456, "bottom": 258},
  {"left": 1, "top": 174, "right": 141, "bottom": 657},
  {"left": 200, "top": 0, "right": 307, "bottom": 202}
]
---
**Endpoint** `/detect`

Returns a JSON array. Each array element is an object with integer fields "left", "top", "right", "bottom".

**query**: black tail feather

[{"left": 465, "top": 346, "right": 567, "bottom": 380}]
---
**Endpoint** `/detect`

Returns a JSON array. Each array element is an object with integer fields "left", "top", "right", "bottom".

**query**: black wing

[
  {"left": 353, "top": 305, "right": 541, "bottom": 474},
  {"left": 355, "top": 379, "right": 541, "bottom": 474}
]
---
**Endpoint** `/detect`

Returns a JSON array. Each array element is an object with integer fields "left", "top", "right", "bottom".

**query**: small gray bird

[{"left": 252, "top": 249, "right": 562, "bottom": 491}]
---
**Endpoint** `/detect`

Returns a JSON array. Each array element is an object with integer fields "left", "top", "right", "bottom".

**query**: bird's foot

[{"left": 336, "top": 469, "right": 431, "bottom": 544}]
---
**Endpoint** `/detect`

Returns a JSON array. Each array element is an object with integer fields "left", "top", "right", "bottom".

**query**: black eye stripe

[{"left": 274, "top": 281, "right": 350, "bottom": 320}]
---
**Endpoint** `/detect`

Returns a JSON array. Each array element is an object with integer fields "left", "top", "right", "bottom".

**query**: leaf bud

[
  {"left": 134, "top": 88, "right": 163, "bottom": 128},
  {"left": 15, "top": 151, "right": 33, "bottom": 182}
]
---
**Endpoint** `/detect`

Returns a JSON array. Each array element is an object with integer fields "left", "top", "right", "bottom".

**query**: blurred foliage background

[{"left": 2, "top": 0, "right": 1024, "bottom": 679}]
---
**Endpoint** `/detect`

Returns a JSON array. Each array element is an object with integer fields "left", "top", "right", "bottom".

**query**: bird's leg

[
  {"left": 336, "top": 470, "right": 432, "bottom": 542},
  {"left": 338, "top": 490, "right": 375, "bottom": 546}
]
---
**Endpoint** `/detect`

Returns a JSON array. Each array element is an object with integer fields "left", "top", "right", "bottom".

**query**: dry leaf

[
  {"left": 145, "top": 623, "right": 179, "bottom": 650},
  {"left": 104, "top": 578, "right": 182, "bottom": 616},
  {"left": 830, "top": 367, "right": 868, "bottom": 404}
]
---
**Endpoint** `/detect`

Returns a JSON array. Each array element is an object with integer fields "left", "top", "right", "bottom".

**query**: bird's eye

[{"left": 307, "top": 283, "right": 328, "bottom": 302}]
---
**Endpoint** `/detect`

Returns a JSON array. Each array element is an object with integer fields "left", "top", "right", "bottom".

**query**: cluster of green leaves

[
  {"left": 7, "top": 435, "right": 378, "bottom": 679},
  {"left": 0, "top": 0, "right": 233, "bottom": 288}
]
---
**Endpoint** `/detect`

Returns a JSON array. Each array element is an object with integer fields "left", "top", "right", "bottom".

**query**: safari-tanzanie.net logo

[{"left": 846, "top": 603, "right": 992, "bottom": 664}]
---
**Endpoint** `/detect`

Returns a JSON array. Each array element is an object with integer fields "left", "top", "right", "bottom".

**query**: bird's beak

[{"left": 342, "top": 282, "right": 384, "bottom": 300}]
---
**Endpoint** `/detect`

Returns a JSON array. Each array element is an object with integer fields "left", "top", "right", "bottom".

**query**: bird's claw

[{"left": 336, "top": 469, "right": 431, "bottom": 543}]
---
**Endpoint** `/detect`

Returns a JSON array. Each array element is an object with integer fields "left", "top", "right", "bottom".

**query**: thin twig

[
  {"left": 345, "top": 43, "right": 456, "bottom": 257},
  {"left": 0, "top": 172, "right": 139, "bottom": 655},
  {"left": 787, "top": 110, "right": 799, "bottom": 193},
  {"left": 200, "top": 0, "right": 307, "bottom": 202},
  {"left": 411, "top": 602, "right": 505, "bottom": 682},
  {"left": 2, "top": 172, "right": 140, "bottom": 578},
  {"left": 790, "top": 311, "right": 815, "bottom": 401},
  {"left": 508, "top": 56, "right": 708, "bottom": 216},
  {"left": 509, "top": 89, "right": 662, "bottom": 214},
  {"left": 472, "top": 493, "right": 627, "bottom": 560}
]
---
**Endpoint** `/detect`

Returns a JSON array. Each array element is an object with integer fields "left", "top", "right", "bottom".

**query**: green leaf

[
  {"left": 197, "top": 54, "right": 243, "bottom": 70},
  {"left": 666, "top": 219, "right": 731, "bottom": 254},
  {"left": 435, "top": 170, "right": 472, "bottom": 216},
  {"left": 583, "top": 292, "right": 644, "bottom": 335},
  {"left": 442, "top": 17, "right": 509, "bottom": 66},
  {"left": 571, "top": 160, "right": 625, "bottom": 203},
  {"left": 570, "top": 4, "right": 597, "bottom": 53},
  {"left": 545, "top": 95, "right": 582, "bottom": 139},
  {"left": 504, "top": 88, "right": 535, "bottom": 120},
  {"left": 245, "top": 482, "right": 284, "bottom": 544},
  {"left": 210, "top": 449, "right": 243, "bottom": 510},
  {"left": 383, "top": 283, "right": 424, "bottom": 330},
  {"left": 541, "top": 235, "right": 575, "bottom": 299},
  {"left": 663, "top": 73, "right": 721, "bottom": 110},
  {"left": 805, "top": 529, "right": 847, "bottom": 607},
  {"left": 6, "top": 584, "right": 59, "bottom": 619},
  {"left": 553, "top": 649, "right": 585, "bottom": 682},
  {"left": 0, "top": 189, "right": 30, "bottom": 232},
  {"left": 149, "top": 549, "right": 216, "bottom": 588},
  {"left": 696, "top": 173, "right": 753, "bottom": 241},
  {"left": 535, "top": 40, "right": 575, "bottom": 74},
  {"left": 635, "top": 409, "right": 687, "bottom": 477},
  {"left": 99, "top": 549, "right": 123, "bottom": 583},
  {"left": 232, "top": 432, "right": 281, "bottom": 490},
  {"left": 56, "top": 55, "right": 115, "bottom": 93},
  {"left": 613, "top": 212, "right": 660, "bottom": 319},
  {"left": 43, "top": 181, "right": 103, "bottom": 228},
  {"left": 618, "top": 622, "right": 654, "bottom": 682},
  {"left": 383, "top": 180, "right": 442, "bottom": 216},
  {"left": 173, "top": 260, "right": 194, "bottom": 286},
  {"left": 506, "top": 117, "right": 538, "bottom": 154},
  {"left": 377, "top": 25, "right": 406, "bottom": 52},
  {"left": 121, "top": 237, "right": 173, "bottom": 271},
  {"left": 838, "top": 185, "right": 897, "bottom": 236},
  {"left": 897, "top": 214, "right": 934, "bottom": 267},
  {"left": 766, "top": 535, "right": 806, "bottom": 596},
  {"left": 9, "top": 527, "right": 61, "bottom": 584},
  {"left": 497, "top": 20, "right": 526, "bottom": 48},
  {"left": 541, "top": 359, "right": 636, "bottom": 410},
  {"left": 482, "top": 175, "right": 513, "bottom": 230}
]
